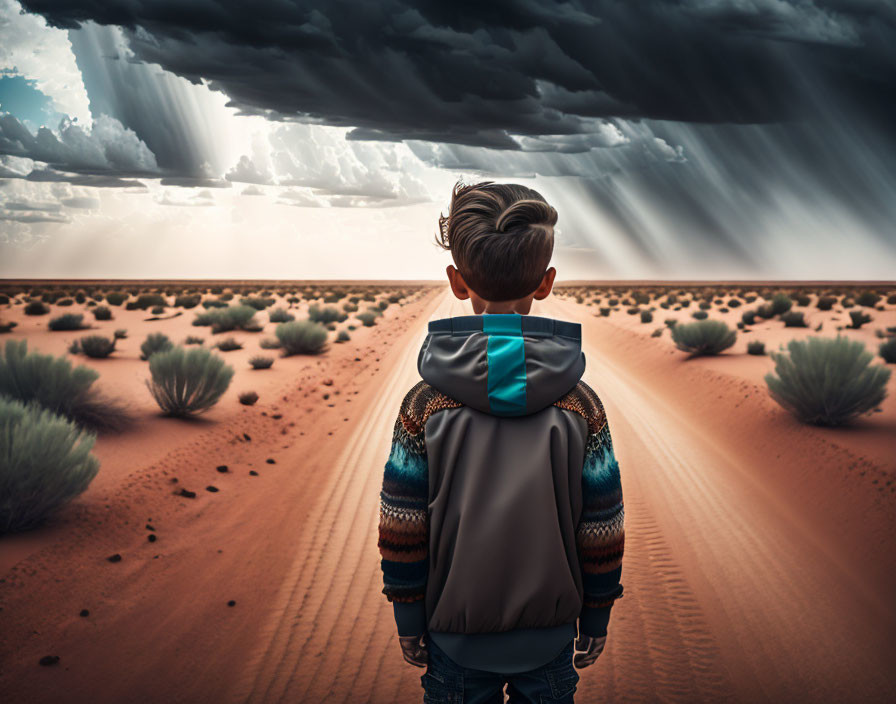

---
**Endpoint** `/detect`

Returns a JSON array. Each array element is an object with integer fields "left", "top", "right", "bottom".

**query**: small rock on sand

[
  {"left": 266, "top": 458, "right": 276, "bottom": 464},
  {"left": 216, "top": 465, "right": 229, "bottom": 473},
  {"left": 249, "top": 470, "right": 259, "bottom": 476},
  {"left": 80, "top": 609, "right": 89, "bottom": 617},
  {"left": 178, "top": 489, "right": 196, "bottom": 499},
  {"left": 39, "top": 655, "right": 60, "bottom": 666},
  {"left": 227, "top": 600, "right": 236, "bottom": 607},
  {"left": 148, "top": 534, "right": 157, "bottom": 543},
  {"left": 206, "top": 485, "right": 219, "bottom": 492},
  {"left": 107, "top": 553, "right": 122, "bottom": 563}
]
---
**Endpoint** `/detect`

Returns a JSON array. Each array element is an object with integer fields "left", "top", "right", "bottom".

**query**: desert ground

[{"left": 0, "top": 281, "right": 894, "bottom": 703}]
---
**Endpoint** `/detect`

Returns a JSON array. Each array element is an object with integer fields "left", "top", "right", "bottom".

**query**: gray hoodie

[{"left": 408, "top": 313, "right": 593, "bottom": 673}]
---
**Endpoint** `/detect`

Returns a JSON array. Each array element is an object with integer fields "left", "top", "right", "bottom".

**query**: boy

[{"left": 378, "top": 180, "right": 625, "bottom": 703}]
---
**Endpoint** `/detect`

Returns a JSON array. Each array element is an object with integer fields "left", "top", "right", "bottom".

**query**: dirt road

[{"left": 233, "top": 291, "right": 896, "bottom": 703}]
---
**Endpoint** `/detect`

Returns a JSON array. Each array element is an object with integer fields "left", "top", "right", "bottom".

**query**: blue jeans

[{"left": 420, "top": 633, "right": 580, "bottom": 703}]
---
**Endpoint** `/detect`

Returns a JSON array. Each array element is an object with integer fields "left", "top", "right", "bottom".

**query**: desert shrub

[
  {"left": 626, "top": 307, "right": 640, "bottom": 315},
  {"left": 598, "top": 308, "right": 611, "bottom": 317},
  {"left": 879, "top": 339, "right": 896, "bottom": 363},
  {"left": 79, "top": 336, "right": 116, "bottom": 359},
  {"left": 0, "top": 397, "right": 100, "bottom": 533},
  {"left": 175, "top": 294, "right": 202, "bottom": 309},
  {"left": 336, "top": 330, "right": 351, "bottom": 343},
  {"left": 0, "top": 294, "right": 9, "bottom": 305},
  {"left": 671, "top": 320, "right": 736, "bottom": 356},
  {"left": 887, "top": 294, "right": 896, "bottom": 305},
  {"left": 216, "top": 305, "right": 258, "bottom": 333},
  {"left": 816, "top": 296, "right": 836, "bottom": 310},
  {"left": 150, "top": 305, "right": 166, "bottom": 315},
  {"left": 49, "top": 313, "right": 86, "bottom": 331},
  {"left": 650, "top": 328, "right": 663, "bottom": 337},
  {"left": 343, "top": 302, "right": 358, "bottom": 313},
  {"left": 848, "top": 311, "right": 872, "bottom": 329},
  {"left": 727, "top": 299, "right": 742, "bottom": 308},
  {"left": 276, "top": 321, "right": 328, "bottom": 355},
  {"left": 741, "top": 310, "right": 757, "bottom": 325},
  {"left": 249, "top": 355, "right": 274, "bottom": 369},
  {"left": 781, "top": 311, "right": 808, "bottom": 328},
  {"left": 146, "top": 346, "right": 234, "bottom": 417},
  {"left": 105, "top": 291, "right": 128, "bottom": 306},
  {"left": 770, "top": 293, "right": 792, "bottom": 315},
  {"left": 202, "top": 298, "right": 229, "bottom": 309},
  {"left": 378, "top": 301, "right": 389, "bottom": 311},
  {"left": 698, "top": 300, "right": 711, "bottom": 310},
  {"left": 691, "top": 310, "right": 708, "bottom": 320},
  {"left": 25, "top": 300, "right": 50, "bottom": 316},
  {"left": 140, "top": 333, "right": 174, "bottom": 360},
  {"left": 747, "top": 341, "right": 766, "bottom": 355},
  {"left": 640, "top": 310, "right": 653, "bottom": 323},
  {"left": 856, "top": 291, "right": 880, "bottom": 308},
  {"left": 756, "top": 303, "right": 776, "bottom": 319},
  {"left": 796, "top": 294, "right": 811, "bottom": 306},
  {"left": 113, "top": 329, "right": 128, "bottom": 339},
  {"left": 216, "top": 337, "right": 243, "bottom": 352},
  {"left": 68, "top": 339, "right": 81, "bottom": 355},
  {"left": 134, "top": 293, "right": 167, "bottom": 309},
  {"left": 842, "top": 298, "right": 855, "bottom": 308},
  {"left": 0, "top": 321, "right": 16, "bottom": 334},
  {"left": 268, "top": 307, "right": 295, "bottom": 323},
  {"left": 764, "top": 336, "right": 890, "bottom": 426},
  {"left": 240, "top": 296, "right": 276, "bottom": 310},
  {"left": 308, "top": 304, "right": 346, "bottom": 324},
  {"left": 664, "top": 318, "right": 677, "bottom": 328},
  {"left": 0, "top": 339, "right": 128, "bottom": 432},
  {"left": 259, "top": 337, "right": 282, "bottom": 349},
  {"left": 92, "top": 305, "right": 112, "bottom": 321},
  {"left": 238, "top": 391, "right": 259, "bottom": 405},
  {"left": 184, "top": 335, "right": 204, "bottom": 345},
  {"left": 356, "top": 312, "right": 378, "bottom": 327},
  {"left": 388, "top": 293, "right": 403, "bottom": 303}
]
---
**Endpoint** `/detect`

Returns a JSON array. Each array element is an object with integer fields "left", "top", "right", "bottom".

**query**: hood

[{"left": 417, "top": 313, "right": 586, "bottom": 417}]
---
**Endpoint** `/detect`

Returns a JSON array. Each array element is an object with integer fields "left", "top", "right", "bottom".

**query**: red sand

[{"left": 0, "top": 286, "right": 894, "bottom": 703}]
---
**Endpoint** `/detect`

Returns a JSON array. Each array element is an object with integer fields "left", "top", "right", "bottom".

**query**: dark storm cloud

[{"left": 18, "top": 0, "right": 896, "bottom": 149}]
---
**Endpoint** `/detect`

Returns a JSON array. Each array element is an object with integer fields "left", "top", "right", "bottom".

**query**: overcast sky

[{"left": 1, "top": 0, "right": 895, "bottom": 281}]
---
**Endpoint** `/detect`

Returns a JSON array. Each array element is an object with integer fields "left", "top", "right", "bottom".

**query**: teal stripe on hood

[{"left": 417, "top": 314, "right": 586, "bottom": 417}]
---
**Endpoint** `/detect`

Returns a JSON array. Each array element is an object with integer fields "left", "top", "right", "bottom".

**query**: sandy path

[{"left": 235, "top": 291, "right": 895, "bottom": 703}]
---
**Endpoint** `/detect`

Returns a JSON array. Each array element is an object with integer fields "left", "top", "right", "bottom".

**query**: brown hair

[{"left": 435, "top": 180, "right": 557, "bottom": 301}]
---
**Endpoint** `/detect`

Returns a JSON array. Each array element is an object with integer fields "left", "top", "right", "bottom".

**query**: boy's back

[{"left": 377, "top": 180, "right": 625, "bottom": 700}]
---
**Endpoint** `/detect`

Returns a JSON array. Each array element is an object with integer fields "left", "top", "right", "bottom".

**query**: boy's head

[{"left": 436, "top": 180, "right": 558, "bottom": 313}]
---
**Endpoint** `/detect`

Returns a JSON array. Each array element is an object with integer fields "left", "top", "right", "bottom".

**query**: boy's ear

[
  {"left": 446, "top": 264, "right": 471, "bottom": 300},
  {"left": 531, "top": 267, "right": 557, "bottom": 301}
]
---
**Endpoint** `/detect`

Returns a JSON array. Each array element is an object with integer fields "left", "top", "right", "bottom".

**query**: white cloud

[
  {"left": 225, "top": 154, "right": 274, "bottom": 185},
  {"left": 0, "top": 113, "right": 159, "bottom": 173},
  {"left": 0, "top": 0, "right": 92, "bottom": 125}
]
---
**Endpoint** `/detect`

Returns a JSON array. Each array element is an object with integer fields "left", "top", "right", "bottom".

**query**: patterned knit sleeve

[
  {"left": 576, "top": 386, "right": 625, "bottom": 639},
  {"left": 377, "top": 385, "right": 430, "bottom": 637}
]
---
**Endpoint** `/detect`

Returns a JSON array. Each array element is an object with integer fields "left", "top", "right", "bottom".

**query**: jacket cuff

[
  {"left": 578, "top": 604, "right": 612, "bottom": 639},
  {"left": 393, "top": 600, "right": 427, "bottom": 637}
]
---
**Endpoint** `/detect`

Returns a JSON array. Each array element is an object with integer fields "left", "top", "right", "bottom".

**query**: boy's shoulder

[
  {"left": 397, "top": 379, "right": 606, "bottom": 434},
  {"left": 552, "top": 380, "right": 608, "bottom": 435},
  {"left": 396, "top": 380, "right": 464, "bottom": 435}
]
